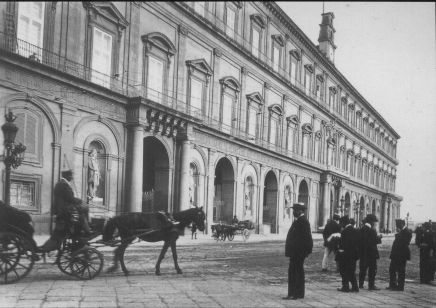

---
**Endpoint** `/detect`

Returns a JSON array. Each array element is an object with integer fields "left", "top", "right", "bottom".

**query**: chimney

[{"left": 318, "top": 12, "right": 336, "bottom": 62}]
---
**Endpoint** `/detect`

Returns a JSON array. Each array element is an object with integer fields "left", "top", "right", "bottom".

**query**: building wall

[{"left": 0, "top": 1, "right": 402, "bottom": 235}]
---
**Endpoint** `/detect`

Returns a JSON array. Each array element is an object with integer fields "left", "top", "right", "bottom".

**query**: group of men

[
  {"left": 282, "top": 201, "right": 418, "bottom": 301},
  {"left": 322, "top": 212, "right": 413, "bottom": 292}
]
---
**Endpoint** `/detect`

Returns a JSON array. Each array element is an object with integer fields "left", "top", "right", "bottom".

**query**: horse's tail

[{"left": 102, "top": 217, "right": 118, "bottom": 242}]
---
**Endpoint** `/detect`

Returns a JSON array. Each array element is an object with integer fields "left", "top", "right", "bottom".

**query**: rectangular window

[
  {"left": 147, "top": 55, "right": 164, "bottom": 102},
  {"left": 248, "top": 108, "right": 257, "bottom": 138},
  {"left": 304, "top": 70, "right": 312, "bottom": 95},
  {"left": 10, "top": 180, "right": 36, "bottom": 209},
  {"left": 190, "top": 78, "right": 203, "bottom": 113},
  {"left": 316, "top": 80, "right": 322, "bottom": 101},
  {"left": 17, "top": 2, "right": 45, "bottom": 59},
  {"left": 287, "top": 128, "right": 295, "bottom": 152},
  {"left": 290, "top": 58, "right": 298, "bottom": 85},
  {"left": 226, "top": 7, "right": 236, "bottom": 39},
  {"left": 251, "top": 27, "right": 260, "bottom": 58},
  {"left": 272, "top": 44, "right": 280, "bottom": 72},
  {"left": 91, "top": 27, "right": 112, "bottom": 88},
  {"left": 269, "top": 119, "right": 277, "bottom": 145},
  {"left": 222, "top": 94, "right": 233, "bottom": 132}
]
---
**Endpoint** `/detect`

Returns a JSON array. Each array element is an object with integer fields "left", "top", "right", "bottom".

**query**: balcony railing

[{"left": 0, "top": 31, "right": 128, "bottom": 96}]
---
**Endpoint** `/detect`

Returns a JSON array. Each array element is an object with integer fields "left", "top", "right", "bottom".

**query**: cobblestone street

[{"left": 1, "top": 234, "right": 435, "bottom": 308}]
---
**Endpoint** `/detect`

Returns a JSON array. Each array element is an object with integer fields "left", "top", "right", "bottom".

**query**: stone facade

[{"left": 0, "top": 2, "right": 401, "bottom": 235}]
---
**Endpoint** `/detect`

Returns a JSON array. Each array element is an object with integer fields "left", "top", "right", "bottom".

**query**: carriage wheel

[
  {"left": 69, "top": 246, "right": 103, "bottom": 280},
  {"left": 227, "top": 232, "right": 234, "bottom": 241},
  {"left": 57, "top": 241, "right": 76, "bottom": 276},
  {"left": 242, "top": 229, "right": 250, "bottom": 241},
  {"left": 0, "top": 232, "right": 34, "bottom": 284}
]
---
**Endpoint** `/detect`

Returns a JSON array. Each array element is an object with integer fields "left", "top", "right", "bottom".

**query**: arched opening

[
  {"left": 142, "top": 137, "right": 170, "bottom": 212},
  {"left": 372, "top": 200, "right": 376, "bottom": 214},
  {"left": 344, "top": 192, "right": 351, "bottom": 217},
  {"left": 298, "top": 180, "right": 309, "bottom": 213},
  {"left": 214, "top": 158, "right": 234, "bottom": 223},
  {"left": 284, "top": 184, "right": 293, "bottom": 220},
  {"left": 263, "top": 171, "right": 278, "bottom": 233}
]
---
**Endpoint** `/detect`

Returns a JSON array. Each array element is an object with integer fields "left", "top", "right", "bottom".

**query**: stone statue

[{"left": 87, "top": 148, "right": 100, "bottom": 201}]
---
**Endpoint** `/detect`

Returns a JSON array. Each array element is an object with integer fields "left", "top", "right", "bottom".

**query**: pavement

[{"left": 1, "top": 232, "right": 435, "bottom": 308}]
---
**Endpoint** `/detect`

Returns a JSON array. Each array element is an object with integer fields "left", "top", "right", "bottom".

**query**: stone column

[
  {"left": 206, "top": 149, "right": 217, "bottom": 233},
  {"left": 179, "top": 139, "right": 192, "bottom": 211},
  {"left": 126, "top": 125, "right": 143, "bottom": 212},
  {"left": 321, "top": 179, "right": 330, "bottom": 227}
]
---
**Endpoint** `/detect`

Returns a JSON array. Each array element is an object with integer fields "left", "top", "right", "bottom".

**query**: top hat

[
  {"left": 333, "top": 214, "right": 341, "bottom": 220},
  {"left": 364, "top": 213, "right": 378, "bottom": 223},
  {"left": 395, "top": 219, "right": 405, "bottom": 224},
  {"left": 340, "top": 215, "right": 350, "bottom": 226},
  {"left": 61, "top": 169, "right": 73, "bottom": 177},
  {"left": 291, "top": 202, "right": 307, "bottom": 210}
]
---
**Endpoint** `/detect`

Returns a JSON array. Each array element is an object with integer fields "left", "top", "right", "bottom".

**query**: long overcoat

[
  {"left": 285, "top": 215, "right": 313, "bottom": 259},
  {"left": 390, "top": 227, "right": 412, "bottom": 262}
]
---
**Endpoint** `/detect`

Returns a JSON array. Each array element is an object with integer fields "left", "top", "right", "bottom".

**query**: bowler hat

[
  {"left": 61, "top": 169, "right": 73, "bottom": 177},
  {"left": 291, "top": 202, "right": 307, "bottom": 210},
  {"left": 333, "top": 214, "right": 341, "bottom": 220},
  {"left": 395, "top": 219, "right": 405, "bottom": 224},
  {"left": 364, "top": 213, "right": 378, "bottom": 223}
]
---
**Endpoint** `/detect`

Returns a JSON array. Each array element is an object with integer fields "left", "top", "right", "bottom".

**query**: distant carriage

[{"left": 211, "top": 220, "right": 255, "bottom": 242}]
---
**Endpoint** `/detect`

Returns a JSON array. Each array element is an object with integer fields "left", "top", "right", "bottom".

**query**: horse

[{"left": 101, "top": 207, "right": 206, "bottom": 275}]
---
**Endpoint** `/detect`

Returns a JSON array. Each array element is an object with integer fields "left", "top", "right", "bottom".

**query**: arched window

[
  {"left": 87, "top": 141, "right": 106, "bottom": 206},
  {"left": 142, "top": 33, "right": 176, "bottom": 103}
]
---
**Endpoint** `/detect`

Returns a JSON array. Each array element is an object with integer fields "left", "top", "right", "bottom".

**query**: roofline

[{"left": 266, "top": 2, "right": 400, "bottom": 139}]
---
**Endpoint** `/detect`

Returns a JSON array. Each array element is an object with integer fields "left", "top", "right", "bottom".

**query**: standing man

[
  {"left": 359, "top": 214, "right": 382, "bottom": 290},
  {"left": 387, "top": 219, "right": 412, "bottom": 291},
  {"left": 337, "top": 216, "right": 360, "bottom": 292},
  {"left": 87, "top": 148, "right": 100, "bottom": 201},
  {"left": 416, "top": 222, "right": 435, "bottom": 284},
  {"left": 283, "top": 203, "right": 313, "bottom": 300},
  {"left": 322, "top": 213, "right": 341, "bottom": 272},
  {"left": 39, "top": 169, "right": 91, "bottom": 252}
]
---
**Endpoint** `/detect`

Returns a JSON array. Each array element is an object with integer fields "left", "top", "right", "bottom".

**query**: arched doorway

[
  {"left": 189, "top": 162, "right": 199, "bottom": 207},
  {"left": 372, "top": 200, "right": 376, "bottom": 214},
  {"left": 142, "top": 137, "right": 170, "bottom": 213},
  {"left": 214, "top": 158, "right": 234, "bottom": 223},
  {"left": 330, "top": 190, "right": 334, "bottom": 217},
  {"left": 344, "top": 192, "right": 351, "bottom": 217},
  {"left": 298, "top": 180, "right": 309, "bottom": 213},
  {"left": 263, "top": 171, "right": 278, "bottom": 233}
]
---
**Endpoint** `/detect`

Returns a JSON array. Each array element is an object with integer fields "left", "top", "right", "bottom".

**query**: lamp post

[
  {"left": 339, "top": 196, "right": 345, "bottom": 216},
  {"left": 2, "top": 112, "right": 26, "bottom": 206}
]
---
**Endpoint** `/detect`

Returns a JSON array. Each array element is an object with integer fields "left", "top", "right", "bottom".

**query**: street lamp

[
  {"left": 339, "top": 196, "right": 345, "bottom": 216},
  {"left": 2, "top": 112, "right": 26, "bottom": 206}
]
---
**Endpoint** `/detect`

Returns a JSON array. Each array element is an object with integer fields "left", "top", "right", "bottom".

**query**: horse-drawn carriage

[
  {"left": 211, "top": 220, "right": 255, "bottom": 242},
  {"left": 0, "top": 203, "right": 104, "bottom": 284},
  {"left": 0, "top": 202, "right": 206, "bottom": 283}
]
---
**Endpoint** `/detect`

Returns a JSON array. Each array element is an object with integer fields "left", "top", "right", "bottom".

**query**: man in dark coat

[
  {"left": 416, "top": 222, "right": 435, "bottom": 284},
  {"left": 39, "top": 169, "right": 90, "bottom": 252},
  {"left": 283, "top": 203, "right": 313, "bottom": 300},
  {"left": 337, "top": 216, "right": 360, "bottom": 292},
  {"left": 386, "top": 219, "right": 412, "bottom": 291},
  {"left": 358, "top": 214, "right": 382, "bottom": 290},
  {"left": 322, "top": 213, "right": 341, "bottom": 271}
]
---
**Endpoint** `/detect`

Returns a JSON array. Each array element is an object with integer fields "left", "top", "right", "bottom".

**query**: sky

[{"left": 278, "top": 2, "right": 436, "bottom": 222}]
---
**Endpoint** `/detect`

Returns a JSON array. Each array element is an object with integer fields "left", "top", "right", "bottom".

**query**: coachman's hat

[
  {"left": 364, "top": 213, "right": 378, "bottom": 223},
  {"left": 290, "top": 202, "right": 307, "bottom": 210},
  {"left": 61, "top": 169, "right": 73, "bottom": 177},
  {"left": 333, "top": 214, "right": 341, "bottom": 220}
]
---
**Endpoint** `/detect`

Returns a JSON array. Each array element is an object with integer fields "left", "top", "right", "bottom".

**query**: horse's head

[{"left": 192, "top": 207, "right": 206, "bottom": 232}]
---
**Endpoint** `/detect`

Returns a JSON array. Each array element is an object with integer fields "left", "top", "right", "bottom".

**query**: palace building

[{"left": 0, "top": 2, "right": 402, "bottom": 234}]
